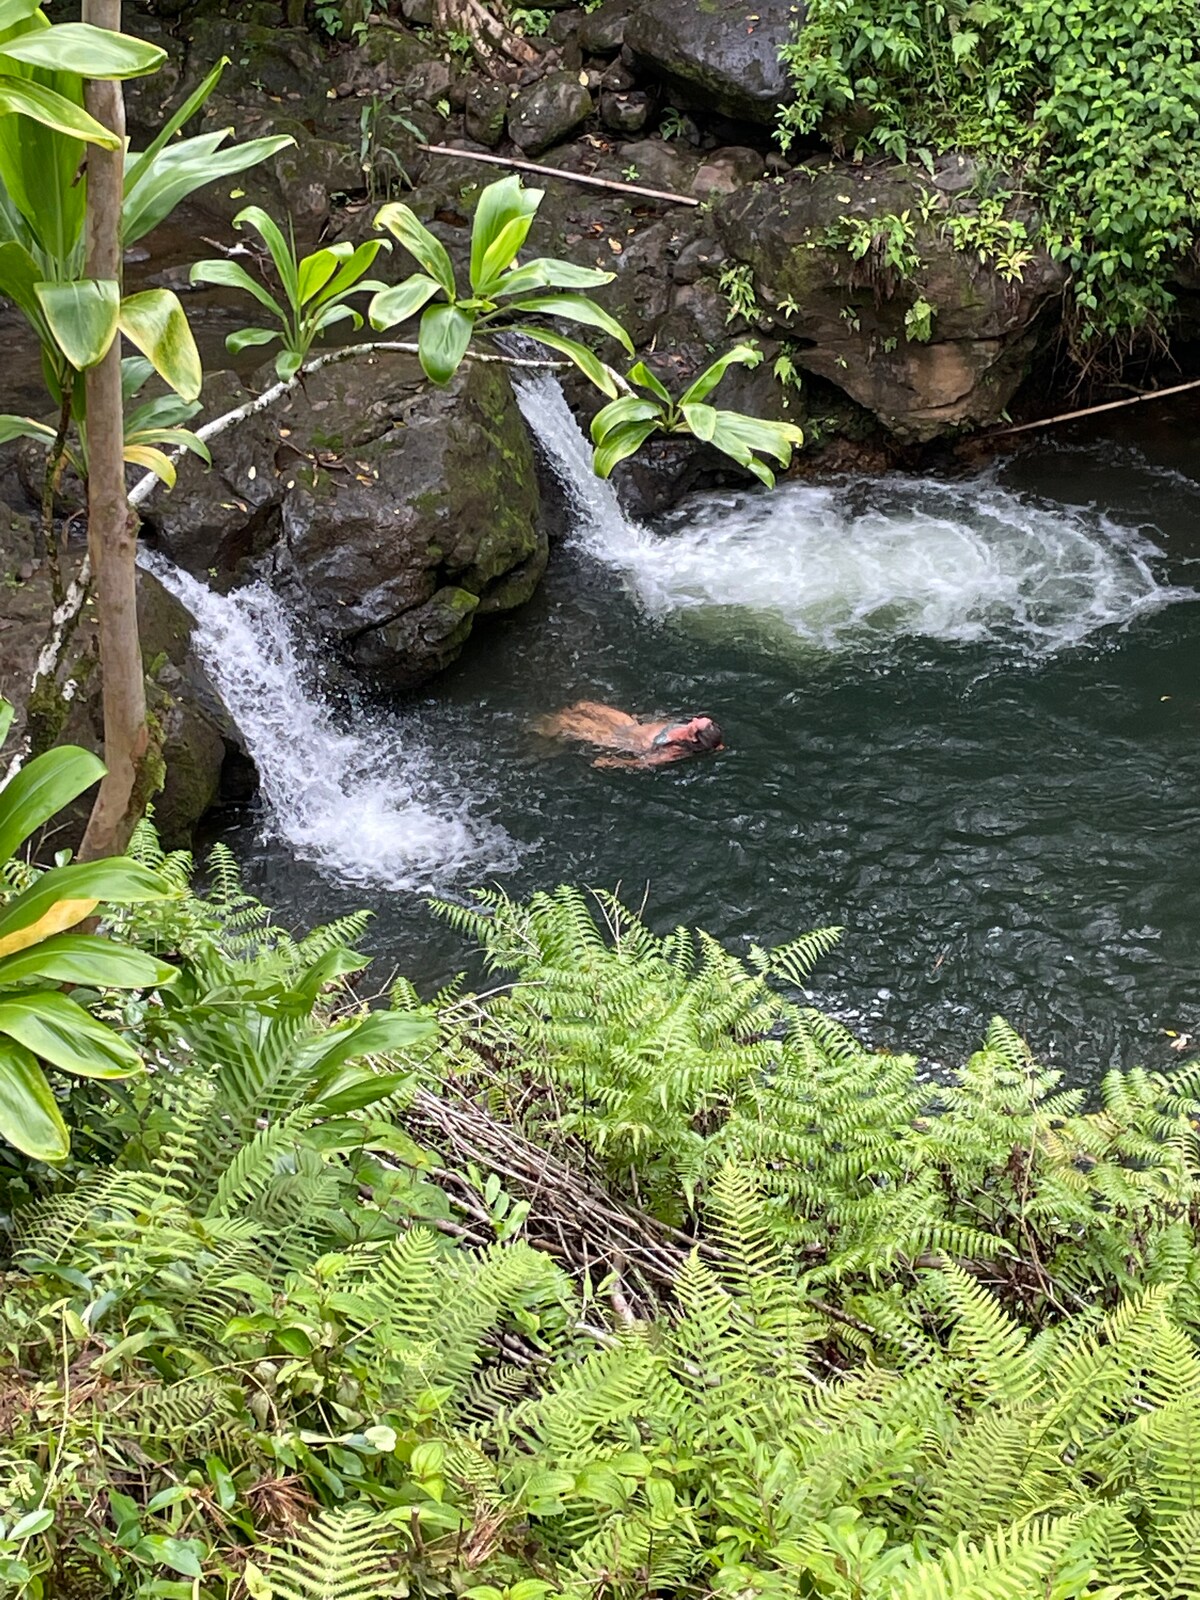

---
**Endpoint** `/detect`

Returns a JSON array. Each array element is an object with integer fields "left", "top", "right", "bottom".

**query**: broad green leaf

[
  {"left": 0, "top": 1037, "right": 67, "bottom": 1161},
  {"left": 0, "top": 990, "right": 142, "bottom": 1078},
  {"left": 369, "top": 273, "right": 441, "bottom": 331},
  {"left": 126, "top": 426, "right": 210, "bottom": 464},
  {"left": 303, "top": 1011, "right": 435, "bottom": 1088},
  {"left": 314, "top": 1065, "right": 415, "bottom": 1115},
  {"left": 678, "top": 343, "right": 763, "bottom": 407},
  {"left": 469, "top": 174, "right": 540, "bottom": 291},
  {"left": 0, "top": 240, "right": 45, "bottom": 328},
  {"left": 310, "top": 302, "right": 361, "bottom": 335},
  {"left": 233, "top": 204, "right": 299, "bottom": 308},
  {"left": 36, "top": 278, "right": 119, "bottom": 370},
  {"left": 275, "top": 347, "right": 304, "bottom": 382},
  {"left": 0, "top": 933, "right": 176, "bottom": 989},
  {"left": 129, "top": 55, "right": 227, "bottom": 173},
  {"left": 125, "top": 390, "right": 200, "bottom": 433},
  {"left": 0, "top": 697, "right": 12, "bottom": 745},
  {"left": 0, "top": 744, "right": 105, "bottom": 864},
  {"left": 119, "top": 288, "right": 202, "bottom": 402},
  {"left": 474, "top": 214, "right": 537, "bottom": 296},
  {"left": 627, "top": 361, "right": 671, "bottom": 402},
  {"left": 0, "top": 899, "right": 98, "bottom": 958},
  {"left": 120, "top": 355, "right": 156, "bottom": 402},
  {"left": 123, "top": 443, "right": 176, "bottom": 485},
  {"left": 0, "top": 413, "right": 55, "bottom": 447},
  {"left": 297, "top": 243, "right": 352, "bottom": 307},
  {"left": 590, "top": 395, "right": 661, "bottom": 445},
  {"left": 0, "top": 1, "right": 41, "bottom": 30},
  {"left": 375, "top": 201, "right": 456, "bottom": 297},
  {"left": 681, "top": 401, "right": 718, "bottom": 442},
  {"left": 313, "top": 237, "right": 389, "bottom": 306},
  {"left": 711, "top": 408, "right": 804, "bottom": 463},
  {"left": 0, "top": 22, "right": 166, "bottom": 79},
  {"left": 418, "top": 302, "right": 475, "bottom": 385},
  {"left": 0, "top": 74, "right": 118, "bottom": 146},
  {"left": 225, "top": 325, "right": 281, "bottom": 353},
  {"left": 510, "top": 293, "right": 633, "bottom": 353},
  {"left": 519, "top": 327, "right": 621, "bottom": 399},
  {"left": 124, "top": 133, "right": 294, "bottom": 246},
  {"left": 190, "top": 258, "right": 286, "bottom": 320},
  {"left": 496, "top": 258, "right": 614, "bottom": 297},
  {"left": 0, "top": 857, "right": 168, "bottom": 950},
  {"left": 593, "top": 420, "right": 659, "bottom": 477}
]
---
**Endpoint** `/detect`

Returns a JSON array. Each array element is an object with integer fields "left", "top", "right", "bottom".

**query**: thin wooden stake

[
  {"left": 418, "top": 141, "right": 701, "bottom": 207},
  {"left": 992, "top": 375, "right": 1200, "bottom": 437}
]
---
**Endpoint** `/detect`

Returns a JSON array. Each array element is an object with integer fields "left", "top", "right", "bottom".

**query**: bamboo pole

[
  {"left": 992, "top": 375, "right": 1200, "bottom": 437},
  {"left": 417, "top": 141, "right": 702, "bottom": 207}
]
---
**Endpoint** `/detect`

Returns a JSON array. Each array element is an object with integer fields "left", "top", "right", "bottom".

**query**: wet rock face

[
  {"left": 716, "top": 163, "right": 1066, "bottom": 441},
  {"left": 149, "top": 352, "right": 544, "bottom": 691},
  {"left": 623, "top": 0, "right": 802, "bottom": 125},
  {"left": 0, "top": 503, "right": 240, "bottom": 850},
  {"left": 509, "top": 71, "right": 595, "bottom": 156}
]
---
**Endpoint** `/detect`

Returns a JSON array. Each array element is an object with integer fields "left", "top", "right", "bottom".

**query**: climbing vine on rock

[{"left": 780, "top": 0, "right": 1200, "bottom": 346}]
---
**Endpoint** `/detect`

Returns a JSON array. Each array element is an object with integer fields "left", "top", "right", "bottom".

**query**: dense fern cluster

[{"left": 3, "top": 866, "right": 1200, "bottom": 1597}]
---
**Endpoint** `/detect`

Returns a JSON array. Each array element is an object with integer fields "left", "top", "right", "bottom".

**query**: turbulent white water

[
  {"left": 142, "top": 553, "right": 515, "bottom": 890},
  {"left": 516, "top": 372, "right": 1186, "bottom": 654}
]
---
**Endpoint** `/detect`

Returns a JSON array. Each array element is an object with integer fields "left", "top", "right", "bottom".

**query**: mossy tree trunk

[{"left": 78, "top": 0, "right": 152, "bottom": 862}]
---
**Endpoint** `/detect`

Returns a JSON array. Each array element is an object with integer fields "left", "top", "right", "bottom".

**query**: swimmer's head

[{"left": 655, "top": 715, "right": 723, "bottom": 753}]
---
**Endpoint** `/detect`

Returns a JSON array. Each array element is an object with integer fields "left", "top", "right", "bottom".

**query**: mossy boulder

[
  {"left": 715, "top": 160, "right": 1066, "bottom": 441},
  {"left": 150, "top": 351, "right": 545, "bottom": 691}
]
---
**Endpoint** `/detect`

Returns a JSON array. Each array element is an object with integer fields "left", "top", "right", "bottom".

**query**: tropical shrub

[
  {"left": 191, "top": 208, "right": 392, "bottom": 383},
  {"left": 588, "top": 344, "right": 805, "bottom": 487},
  {"left": 0, "top": 701, "right": 173, "bottom": 1162},
  {"left": 779, "top": 0, "right": 1200, "bottom": 344}
]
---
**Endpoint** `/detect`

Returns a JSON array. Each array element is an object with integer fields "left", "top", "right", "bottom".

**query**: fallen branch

[
  {"left": 992, "top": 374, "right": 1200, "bottom": 437},
  {"left": 418, "top": 142, "right": 702, "bottom": 208}
]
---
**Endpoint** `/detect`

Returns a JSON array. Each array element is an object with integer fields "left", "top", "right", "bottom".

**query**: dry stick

[
  {"left": 991, "top": 374, "right": 1200, "bottom": 437},
  {"left": 417, "top": 141, "right": 702, "bottom": 208}
]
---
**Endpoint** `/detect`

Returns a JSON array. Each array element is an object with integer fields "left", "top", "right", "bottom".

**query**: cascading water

[
  {"left": 141, "top": 551, "right": 515, "bottom": 890},
  {"left": 515, "top": 371, "right": 1185, "bottom": 654}
]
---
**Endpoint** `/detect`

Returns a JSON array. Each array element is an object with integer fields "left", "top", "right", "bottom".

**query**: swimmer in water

[{"left": 535, "top": 701, "right": 724, "bottom": 769}]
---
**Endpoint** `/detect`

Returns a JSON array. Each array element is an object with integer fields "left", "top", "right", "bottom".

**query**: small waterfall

[
  {"left": 142, "top": 551, "right": 515, "bottom": 890},
  {"left": 515, "top": 372, "right": 1187, "bottom": 655}
]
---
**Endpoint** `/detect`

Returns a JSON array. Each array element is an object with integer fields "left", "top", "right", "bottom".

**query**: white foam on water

[
  {"left": 516, "top": 371, "right": 1190, "bottom": 655},
  {"left": 142, "top": 552, "right": 516, "bottom": 890}
]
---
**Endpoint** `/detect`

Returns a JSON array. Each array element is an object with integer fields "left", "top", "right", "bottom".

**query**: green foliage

[
  {"left": 0, "top": 704, "right": 173, "bottom": 1162},
  {"left": 780, "top": 0, "right": 1200, "bottom": 343},
  {"left": 370, "top": 173, "right": 633, "bottom": 390},
  {"left": 717, "top": 261, "right": 763, "bottom": 325},
  {"left": 589, "top": 345, "right": 804, "bottom": 488},
  {"left": 5, "top": 870, "right": 1200, "bottom": 1596},
  {"left": 192, "top": 208, "right": 391, "bottom": 383}
]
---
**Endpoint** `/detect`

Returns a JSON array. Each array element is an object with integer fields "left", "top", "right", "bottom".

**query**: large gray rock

[
  {"left": 716, "top": 162, "right": 1066, "bottom": 441},
  {"left": 624, "top": 0, "right": 802, "bottom": 126},
  {"left": 148, "top": 351, "right": 545, "bottom": 691},
  {"left": 509, "top": 71, "right": 594, "bottom": 156}
]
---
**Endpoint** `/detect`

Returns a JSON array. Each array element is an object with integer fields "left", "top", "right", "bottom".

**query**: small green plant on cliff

[
  {"left": 945, "top": 194, "right": 1035, "bottom": 282},
  {"left": 820, "top": 209, "right": 923, "bottom": 288},
  {"left": 589, "top": 345, "right": 804, "bottom": 487},
  {"left": 780, "top": 0, "right": 1200, "bottom": 344},
  {"left": 717, "top": 260, "right": 764, "bottom": 325}
]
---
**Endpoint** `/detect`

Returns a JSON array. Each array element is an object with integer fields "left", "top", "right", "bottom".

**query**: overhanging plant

[{"left": 0, "top": 699, "right": 176, "bottom": 1163}]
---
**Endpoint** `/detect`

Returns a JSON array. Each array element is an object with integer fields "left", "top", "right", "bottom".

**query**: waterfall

[
  {"left": 142, "top": 552, "right": 515, "bottom": 890},
  {"left": 514, "top": 371, "right": 1186, "bottom": 655}
]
